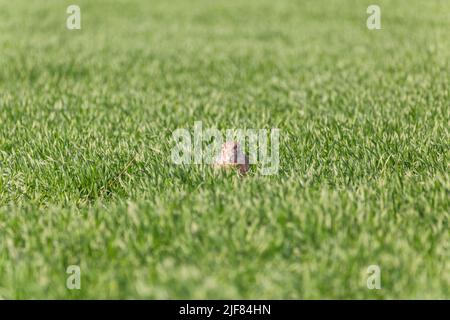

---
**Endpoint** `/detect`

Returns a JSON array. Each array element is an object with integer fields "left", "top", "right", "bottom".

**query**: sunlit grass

[{"left": 0, "top": 0, "right": 449, "bottom": 299}]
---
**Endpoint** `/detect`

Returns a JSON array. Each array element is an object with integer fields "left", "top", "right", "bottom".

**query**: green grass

[{"left": 0, "top": 0, "right": 449, "bottom": 299}]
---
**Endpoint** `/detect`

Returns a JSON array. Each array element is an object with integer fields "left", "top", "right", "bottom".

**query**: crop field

[{"left": 0, "top": 0, "right": 449, "bottom": 299}]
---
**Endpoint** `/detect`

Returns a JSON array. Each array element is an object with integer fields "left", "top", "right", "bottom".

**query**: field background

[{"left": 0, "top": 0, "right": 449, "bottom": 299}]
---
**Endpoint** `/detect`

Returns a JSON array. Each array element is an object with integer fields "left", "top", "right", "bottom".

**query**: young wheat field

[{"left": 0, "top": 0, "right": 449, "bottom": 299}]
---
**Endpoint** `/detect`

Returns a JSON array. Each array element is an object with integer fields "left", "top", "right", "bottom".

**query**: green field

[{"left": 0, "top": 0, "right": 449, "bottom": 299}]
